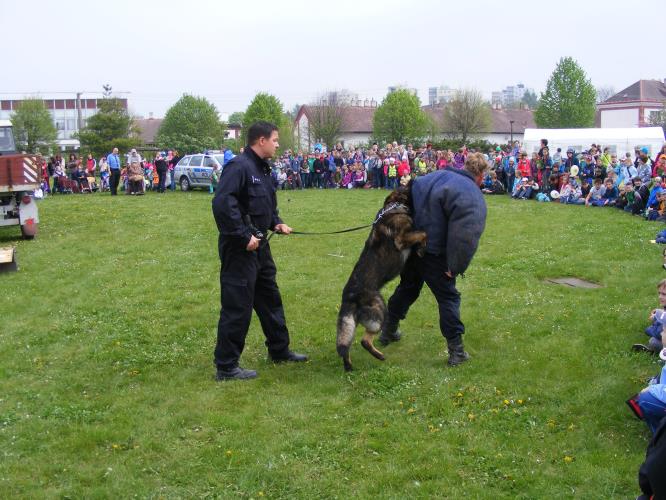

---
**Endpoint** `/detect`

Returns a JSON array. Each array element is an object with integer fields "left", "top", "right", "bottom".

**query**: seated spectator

[
  {"left": 481, "top": 171, "right": 505, "bottom": 194},
  {"left": 601, "top": 178, "right": 619, "bottom": 206},
  {"left": 647, "top": 177, "right": 664, "bottom": 207},
  {"left": 638, "top": 155, "right": 653, "bottom": 184},
  {"left": 276, "top": 168, "right": 287, "bottom": 190},
  {"left": 653, "top": 154, "right": 666, "bottom": 178},
  {"left": 513, "top": 177, "right": 536, "bottom": 199},
  {"left": 634, "top": 348, "right": 666, "bottom": 435},
  {"left": 340, "top": 166, "right": 352, "bottom": 189},
  {"left": 647, "top": 191, "right": 666, "bottom": 221},
  {"left": 634, "top": 177, "right": 650, "bottom": 211},
  {"left": 352, "top": 165, "right": 366, "bottom": 188},
  {"left": 615, "top": 182, "right": 643, "bottom": 215},
  {"left": 558, "top": 176, "right": 582, "bottom": 204},
  {"left": 585, "top": 178, "right": 606, "bottom": 206}
]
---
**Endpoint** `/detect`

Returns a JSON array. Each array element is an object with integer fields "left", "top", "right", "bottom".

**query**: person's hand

[
  {"left": 274, "top": 223, "right": 292, "bottom": 235},
  {"left": 444, "top": 271, "right": 453, "bottom": 279},
  {"left": 246, "top": 235, "right": 260, "bottom": 251},
  {"left": 650, "top": 309, "right": 657, "bottom": 321}
]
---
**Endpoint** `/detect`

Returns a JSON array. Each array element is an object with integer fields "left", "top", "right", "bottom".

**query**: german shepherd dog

[{"left": 336, "top": 184, "right": 427, "bottom": 371}]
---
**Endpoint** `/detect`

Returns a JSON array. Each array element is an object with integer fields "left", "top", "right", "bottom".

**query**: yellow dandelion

[
  {"left": 563, "top": 456, "right": 574, "bottom": 463},
  {"left": 456, "top": 392, "right": 464, "bottom": 398},
  {"left": 467, "top": 413, "right": 476, "bottom": 421},
  {"left": 503, "top": 399, "right": 510, "bottom": 405},
  {"left": 112, "top": 444, "right": 120, "bottom": 450},
  {"left": 407, "top": 408, "right": 416, "bottom": 414},
  {"left": 225, "top": 450, "right": 233, "bottom": 457},
  {"left": 568, "top": 423, "right": 575, "bottom": 431},
  {"left": 517, "top": 399, "right": 524, "bottom": 405},
  {"left": 258, "top": 492, "right": 265, "bottom": 497}
]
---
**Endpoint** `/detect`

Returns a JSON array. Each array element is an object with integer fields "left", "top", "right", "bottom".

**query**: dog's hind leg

[
  {"left": 337, "top": 308, "right": 356, "bottom": 371},
  {"left": 361, "top": 330, "right": 385, "bottom": 361}
]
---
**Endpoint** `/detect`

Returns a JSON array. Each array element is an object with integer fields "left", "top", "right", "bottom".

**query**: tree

[
  {"left": 441, "top": 89, "right": 492, "bottom": 143},
  {"left": 227, "top": 111, "right": 244, "bottom": 126},
  {"left": 373, "top": 89, "right": 428, "bottom": 145},
  {"left": 76, "top": 98, "right": 140, "bottom": 159},
  {"left": 521, "top": 89, "right": 539, "bottom": 109},
  {"left": 155, "top": 95, "right": 225, "bottom": 155},
  {"left": 534, "top": 57, "right": 596, "bottom": 128},
  {"left": 10, "top": 98, "right": 57, "bottom": 153},
  {"left": 307, "top": 92, "right": 347, "bottom": 150},
  {"left": 596, "top": 85, "right": 616, "bottom": 104},
  {"left": 243, "top": 93, "right": 292, "bottom": 152}
]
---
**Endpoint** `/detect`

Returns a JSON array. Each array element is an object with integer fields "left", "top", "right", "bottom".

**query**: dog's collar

[{"left": 373, "top": 202, "right": 409, "bottom": 225}]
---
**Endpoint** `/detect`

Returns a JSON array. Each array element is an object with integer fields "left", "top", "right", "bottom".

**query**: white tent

[{"left": 523, "top": 127, "right": 665, "bottom": 159}]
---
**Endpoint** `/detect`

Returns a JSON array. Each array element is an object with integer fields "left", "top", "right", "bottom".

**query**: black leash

[{"left": 267, "top": 224, "right": 372, "bottom": 241}]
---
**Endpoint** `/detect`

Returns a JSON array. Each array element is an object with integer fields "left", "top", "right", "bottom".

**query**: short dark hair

[{"left": 247, "top": 121, "right": 279, "bottom": 146}]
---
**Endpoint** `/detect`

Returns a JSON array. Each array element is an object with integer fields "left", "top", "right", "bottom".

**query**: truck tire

[{"left": 180, "top": 176, "right": 190, "bottom": 192}]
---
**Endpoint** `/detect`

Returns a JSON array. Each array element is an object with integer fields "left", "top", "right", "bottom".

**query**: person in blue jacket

[{"left": 379, "top": 153, "right": 488, "bottom": 366}]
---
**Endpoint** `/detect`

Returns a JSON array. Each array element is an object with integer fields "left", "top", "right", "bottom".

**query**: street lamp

[{"left": 510, "top": 120, "right": 515, "bottom": 144}]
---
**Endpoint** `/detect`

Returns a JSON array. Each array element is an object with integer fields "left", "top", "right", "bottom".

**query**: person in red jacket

[
  {"left": 516, "top": 151, "right": 531, "bottom": 178},
  {"left": 397, "top": 159, "right": 410, "bottom": 179}
]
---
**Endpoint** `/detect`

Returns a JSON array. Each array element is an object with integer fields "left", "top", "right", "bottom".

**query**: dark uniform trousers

[
  {"left": 387, "top": 252, "right": 464, "bottom": 341},
  {"left": 214, "top": 240, "right": 290, "bottom": 369}
]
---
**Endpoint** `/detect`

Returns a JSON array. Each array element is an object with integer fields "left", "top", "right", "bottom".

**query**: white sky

[{"left": 2, "top": 0, "right": 664, "bottom": 119}]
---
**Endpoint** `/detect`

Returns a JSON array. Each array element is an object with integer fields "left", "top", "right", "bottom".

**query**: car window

[
  {"left": 177, "top": 156, "right": 191, "bottom": 167},
  {"left": 214, "top": 155, "right": 225, "bottom": 166},
  {"left": 203, "top": 156, "right": 216, "bottom": 168},
  {"left": 189, "top": 155, "right": 203, "bottom": 167}
]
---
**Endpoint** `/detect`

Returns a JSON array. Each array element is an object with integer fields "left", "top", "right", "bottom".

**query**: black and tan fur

[{"left": 336, "top": 184, "right": 427, "bottom": 371}]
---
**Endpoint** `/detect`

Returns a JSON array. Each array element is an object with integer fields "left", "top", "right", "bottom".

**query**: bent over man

[
  {"left": 212, "top": 121, "right": 307, "bottom": 380},
  {"left": 379, "top": 153, "right": 488, "bottom": 366}
]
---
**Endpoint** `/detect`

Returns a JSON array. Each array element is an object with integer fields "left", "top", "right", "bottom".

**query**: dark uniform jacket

[
  {"left": 212, "top": 147, "right": 282, "bottom": 251},
  {"left": 412, "top": 167, "right": 487, "bottom": 276}
]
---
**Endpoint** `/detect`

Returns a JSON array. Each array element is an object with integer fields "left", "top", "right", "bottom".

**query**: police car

[{"left": 174, "top": 153, "right": 225, "bottom": 191}]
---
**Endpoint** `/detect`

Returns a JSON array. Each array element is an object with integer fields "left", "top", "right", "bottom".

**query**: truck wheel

[
  {"left": 180, "top": 176, "right": 190, "bottom": 192},
  {"left": 20, "top": 222, "right": 37, "bottom": 240}
]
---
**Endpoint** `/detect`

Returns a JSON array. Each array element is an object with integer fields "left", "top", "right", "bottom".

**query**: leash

[{"left": 266, "top": 202, "right": 409, "bottom": 241}]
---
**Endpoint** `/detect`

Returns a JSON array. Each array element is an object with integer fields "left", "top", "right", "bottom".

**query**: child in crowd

[
  {"left": 633, "top": 281, "right": 666, "bottom": 355},
  {"left": 552, "top": 147, "right": 562, "bottom": 167},
  {"left": 601, "top": 178, "right": 619, "bottom": 206},
  {"left": 615, "top": 182, "right": 643, "bottom": 215},
  {"left": 481, "top": 171, "right": 505, "bottom": 194},
  {"left": 585, "top": 178, "right": 606, "bottom": 206},
  {"left": 352, "top": 165, "right": 366, "bottom": 188},
  {"left": 340, "top": 166, "right": 352, "bottom": 189},
  {"left": 631, "top": 330, "right": 666, "bottom": 437},
  {"left": 559, "top": 176, "right": 584, "bottom": 204},
  {"left": 647, "top": 191, "right": 666, "bottom": 221}
]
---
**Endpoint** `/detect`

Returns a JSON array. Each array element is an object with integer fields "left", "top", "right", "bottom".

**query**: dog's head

[{"left": 384, "top": 181, "right": 412, "bottom": 209}]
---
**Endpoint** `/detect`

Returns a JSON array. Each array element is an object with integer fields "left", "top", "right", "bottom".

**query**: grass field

[{"left": 1, "top": 188, "right": 664, "bottom": 498}]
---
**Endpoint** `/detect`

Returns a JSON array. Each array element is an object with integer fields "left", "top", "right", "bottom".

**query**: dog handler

[
  {"left": 212, "top": 121, "right": 307, "bottom": 380},
  {"left": 379, "top": 152, "right": 488, "bottom": 366}
]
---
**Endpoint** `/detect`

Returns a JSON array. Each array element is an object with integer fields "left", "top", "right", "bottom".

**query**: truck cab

[{"left": 0, "top": 120, "right": 17, "bottom": 155}]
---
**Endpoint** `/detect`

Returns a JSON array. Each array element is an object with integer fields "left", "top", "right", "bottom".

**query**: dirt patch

[{"left": 545, "top": 277, "right": 603, "bottom": 289}]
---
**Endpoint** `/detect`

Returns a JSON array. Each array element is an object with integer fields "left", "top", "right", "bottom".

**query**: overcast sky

[{"left": 2, "top": 0, "right": 664, "bottom": 119}]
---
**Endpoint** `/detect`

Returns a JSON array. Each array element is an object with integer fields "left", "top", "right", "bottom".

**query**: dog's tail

[{"left": 336, "top": 302, "right": 356, "bottom": 371}]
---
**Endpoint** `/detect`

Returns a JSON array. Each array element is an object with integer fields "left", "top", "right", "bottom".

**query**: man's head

[
  {"left": 633, "top": 176, "right": 642, "bottom": 186},
  {"left": 112, "top": 147, "right": 119, "bottom": 155},
  {"left": 593, "top": 178, "right": 603, "bottom": 187},
  {"left": 247, "top": 121, "right": 280, "bottom": 159},
  {"left": 464, "top": 152, "right": 488, "bottom": 184}
]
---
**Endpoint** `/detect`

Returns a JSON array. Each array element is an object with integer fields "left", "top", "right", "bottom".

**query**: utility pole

[
  {"left": 76, "top": 91, "right": 83, "bottom": 132},
  {"left": 510, "top": 120, "right": 514, "bottom": 144}
]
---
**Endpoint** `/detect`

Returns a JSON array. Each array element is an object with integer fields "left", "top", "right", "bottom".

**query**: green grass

[{"left": 1, "top": 188, "right": 663, "bottom": 498}]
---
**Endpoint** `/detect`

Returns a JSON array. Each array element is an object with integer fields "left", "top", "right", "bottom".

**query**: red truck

[{"left": 0, "top": 120, "right": 40, "bottom": 239}]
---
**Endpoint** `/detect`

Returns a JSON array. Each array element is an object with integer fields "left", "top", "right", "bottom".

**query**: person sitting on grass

[
  {"left": 615, "top": 182, "right": 644, "bottom": 215},
  {"left": 633, "top": 280, "right": 666, "bottom": 354},
  {"left": 634, "top": 348, "right": 666, "bottom": 435},
  {"left": 647, "top": 191, "right": 666, "bottom": 222},
  {"left": 512, "top": 177, "right": 533, "bottom": 199},
  {"left": 585, "top": 178, "right": 606, "bottom": 206},
  {"left": 481, "top": 171, "right": 505, "bottom": 194},
  {"left": 558, "top": 176, "right": 582, "bottom": 204},
  {"left": 601, "top": 178, "right": 619, "bottom": 206}
]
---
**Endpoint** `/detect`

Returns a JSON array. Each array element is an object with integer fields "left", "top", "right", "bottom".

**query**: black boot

[
  {"left": 447, "top": 337, "right": 470, "bottom": 366},
  {"left": 378, "top": 319, "right": 402, "bottom": 346}
]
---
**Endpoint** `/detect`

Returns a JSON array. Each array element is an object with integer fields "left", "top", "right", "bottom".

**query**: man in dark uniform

[
  {"left": 212, "top": 121, "right": 307, "bottom": 380},
  {"left": 378, "top": 153, "right": 488, "bottom": 366}
]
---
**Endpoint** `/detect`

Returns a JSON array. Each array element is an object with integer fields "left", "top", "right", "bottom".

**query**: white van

[{"left": 523, "top": 127, "right": 665, "bottom": 158}]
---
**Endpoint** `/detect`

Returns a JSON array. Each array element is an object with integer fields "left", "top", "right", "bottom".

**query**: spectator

[{"left": 585, "top": 178, "right": 606, "bottom": 206}]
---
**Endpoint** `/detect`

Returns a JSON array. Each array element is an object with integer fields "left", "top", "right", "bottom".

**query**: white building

[
  {"left": 491, "top": 83, "right": 532, "bottom": 108},
  {"left": 0, "top": 93, "right": 129, "bottom": 151},
  {"left": 428, "top": 85, "right": 457, "bottom": 106},
  {"left": 598, "top": 79, "right": 666, "bottom": 128}
]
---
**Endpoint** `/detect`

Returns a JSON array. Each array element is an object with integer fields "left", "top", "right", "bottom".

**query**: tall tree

[
  {"left": 648, "top": 105, "right": 666, "bottom": 135},
  {"left": 155, "top": 95, "right": 225, "bottom": 154},
  {"left": 227, "top": 111, "right": 244, "bottom": 126},
  {"left": 307, "top": 92, "right": 347, "bottom": 150},
  {"left": 10, "top": 98, "right": 57, "bottom": 153},
  {"left": 441, "top": 89, "right": 492, "bottom": 143},
  {"left": 535, "top": 57, "right": 596, "bottom": 128},
  {"left": 243, "top": 93, "right": 292, "bottom": 152},
  {"left": 373, "top": 89, "right": 428, "bottom": 145},
  {"left": 76, "top": 98, "right": 140, "bottom": 158}
]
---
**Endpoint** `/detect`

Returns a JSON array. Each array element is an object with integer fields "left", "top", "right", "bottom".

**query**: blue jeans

[
  {"left": 300, "top": 172, "right": 308, "bottom": 188},
  {"left": 638, "top": 391, "right": 666, "bottom": 435}
]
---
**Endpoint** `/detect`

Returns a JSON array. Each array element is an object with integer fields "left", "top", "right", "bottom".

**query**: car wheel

[{"left": 180, "top": 176, "right": 190, "bottom": 192}]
